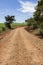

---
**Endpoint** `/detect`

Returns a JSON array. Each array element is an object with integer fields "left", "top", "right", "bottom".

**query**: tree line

[{"left": 25, "top": 0, "right": 43, "bottom": 37}]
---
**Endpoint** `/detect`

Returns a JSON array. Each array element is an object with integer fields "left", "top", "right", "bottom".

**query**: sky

[{"left": 0, "top": 0, "right": 37, "bottom": 23}]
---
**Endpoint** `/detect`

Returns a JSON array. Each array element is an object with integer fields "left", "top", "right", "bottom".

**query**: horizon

[{"left": 0, "top": 0, "right": 37, "bottom": 23}]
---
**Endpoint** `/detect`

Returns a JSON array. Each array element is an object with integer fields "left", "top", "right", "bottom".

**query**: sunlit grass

[{"left": 0, "top": 22, "right": 27, "bottom": 33}]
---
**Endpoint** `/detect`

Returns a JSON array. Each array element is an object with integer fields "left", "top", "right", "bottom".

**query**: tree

[
  {"left": 25, "top": 18, "right": 37, "bottom": 29},
  {"left": 34, "top": 0, "right": 43, "bottom": 37},
  {"left": 25, "top": 18, "right": 33, "bottom": 26},
  {"left": 34, "top": 0, "right": 43, "bottom": 24},
  {"left": 5, "top": 15, "right": 15, "bottom": 29}
]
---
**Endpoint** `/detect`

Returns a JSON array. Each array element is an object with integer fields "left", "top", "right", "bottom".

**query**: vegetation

[
  {"left": 34, "top": 0, "right": 43, "bottom": 36},
  {"left": 0, "top": 23, "right": 6, "bottom": 33},
  {"left": 0, "top": 23, "right": 27, "bottom": 33},
  {"left": 0, "top": 0, "right": 43, "bottom": 38},
  {"left": 11, "top": 22, "right": 26, "bottom": 28},
  {"left": 5, "top": 15, "right": 15, "bottom": 29},
  {"left": 25, "top": 0, "right": 43, "bottom": 37},
  {"left": 25, "top": 18, "right": 38, "bottom": 30}
]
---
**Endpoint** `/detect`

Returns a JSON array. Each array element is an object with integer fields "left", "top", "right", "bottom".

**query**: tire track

[{"left": 0, "top": 27, "right": 43, "bottom": 65}]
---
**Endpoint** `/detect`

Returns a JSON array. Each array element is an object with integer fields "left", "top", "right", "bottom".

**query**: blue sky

[{"left": 0, "top": 0, "right": 37, "bottom": 23}]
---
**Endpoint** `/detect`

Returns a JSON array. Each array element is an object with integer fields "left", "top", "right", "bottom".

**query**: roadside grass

[
  {"left": 11, "top": 23, "right": 27, "bottom": 28},
  {"left": 25, "top": 27, "right": 43, "bottom": 39},
  {"left": 0, "top": 22, "right": 27, "bottom": 33},
  {"left": 31, "top": 28, "right": 40, "bottom": 35},
  {"left": 0, "top": 23, "right": 6, "bottom": 33}
]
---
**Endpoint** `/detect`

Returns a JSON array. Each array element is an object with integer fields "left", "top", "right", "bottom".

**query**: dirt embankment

[{"left": 0, "top": 27, "right": 43, "bottom": 65}]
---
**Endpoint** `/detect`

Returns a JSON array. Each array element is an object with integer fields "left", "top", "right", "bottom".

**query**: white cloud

[{"left": 17, "top": 0, "right": 36, "bottom": 13}]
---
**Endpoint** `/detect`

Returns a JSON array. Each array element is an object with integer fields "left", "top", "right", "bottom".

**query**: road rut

[{"left": 0, "top": 27, "right": 43, "bottom": 65}]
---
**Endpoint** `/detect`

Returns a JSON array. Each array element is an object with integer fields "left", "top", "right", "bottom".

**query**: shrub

[
  {"left": 2, "top": 27, "right": 6, "bottom": 31},
  {"left": 31, "top": 21, "right": 38, "bottom": 30},
  {"left": 39, "top": 22, "right": 43, "bottom": 37}
]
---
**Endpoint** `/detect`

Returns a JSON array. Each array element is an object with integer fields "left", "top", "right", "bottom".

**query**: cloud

[{"left": 17, "top": 0, "right": 36, "bottom": 13}]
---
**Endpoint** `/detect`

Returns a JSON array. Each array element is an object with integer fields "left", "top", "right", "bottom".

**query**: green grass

[
  {"left": 0, "top": 23, "right": 5, "bottom": 27},
  {"left": 0, "top": 22, "right": 27, "bottom": 33},
  {"left": 0, "top": 23, "right": 6, "bottom": 33},
  {"left": 11, "top": 22, "right": 27, "bottom": 28}
]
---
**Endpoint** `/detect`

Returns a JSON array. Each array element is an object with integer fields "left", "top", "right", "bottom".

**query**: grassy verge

[
  {"left": 25, "top": 26, "right": 43, "bottom": 39},
  {"left": 0, "top": 22, "right": 27, "bottom": 33},
  {"left": 0, "top": 23, "right": 6, "bottom": 33},
  {"left": 11, "top": 23, "right": 27, "bottom": 28}
]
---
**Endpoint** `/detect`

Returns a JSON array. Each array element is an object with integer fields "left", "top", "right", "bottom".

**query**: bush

[
  {"left": 2, "top": 27, "right": 6, "bottom": 31},
  {"left": 5, "top": 22, "right": 11, "bottom": 29},
  {"left": 39, "top": 23, "right": 43, "bottom": 37},
  {"left": 31, "top": 22, "right": 38, "bottom": 30}
]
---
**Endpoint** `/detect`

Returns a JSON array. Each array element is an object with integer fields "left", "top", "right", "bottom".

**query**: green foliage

[
  {"left": 11, "top": 23, "right": 27, "bottom": 28},
  {"left": 34, "top": 0, "right": 43, "bottom": 36},
  {"left": 25, "top": 18, "right": 38, "bottom": 30},
  {"left": 34, "top": 0, "right": 43, "bottom": 24},
  {"left": 31, "top": 21, "right": 38, "bottom": 29},
  {"left": 25, "top": 0, "right": 43, "bottom": 37},
  {"left": 39, "top": 23, "right": 43, "bottom": 36},
  {"left": 5, "top": 15, "right": 15, "bottom": 29},
  {"left": 5, "top": 15, "right": 15, "bottom": 23},
  {"left": 0, "top": 23, "right": 6, "bottom": 33},
  {"left": 0, "top": 23, "right": 27, "bottom": 33}
]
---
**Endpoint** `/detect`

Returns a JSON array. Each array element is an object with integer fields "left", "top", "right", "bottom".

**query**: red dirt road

[{"left": 0, "top": 27, "right": 43, "bottom": 65}]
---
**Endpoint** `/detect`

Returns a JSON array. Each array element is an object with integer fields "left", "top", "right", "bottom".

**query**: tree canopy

[
  {"left": 5, "top": 15, "right": 16, "bottom": 29},
  {"left": 34, "top": 0, "right": 43, "bottom": 24},
  {"left": 25, "top": 0, "right": 43, "bottom": 37}
]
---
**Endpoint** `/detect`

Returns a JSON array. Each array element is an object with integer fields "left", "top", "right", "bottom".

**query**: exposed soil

[{"left": 0, "top": 27, "right": 43, "bottom": 65}]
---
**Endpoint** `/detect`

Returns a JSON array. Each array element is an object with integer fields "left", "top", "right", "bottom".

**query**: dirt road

[{"left": 0, "top": 27, "right": 43, "bottom": 65}]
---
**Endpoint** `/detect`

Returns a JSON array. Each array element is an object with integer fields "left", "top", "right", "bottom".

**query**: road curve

[{"left": 0, "top": 27, "right": 43, "bottom": 65}]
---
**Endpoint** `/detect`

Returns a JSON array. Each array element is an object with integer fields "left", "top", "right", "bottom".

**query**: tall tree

[
  {"left": 34, "top": 0, "right": 43, "bottom": 36},
  {"left": 34, "top": 0, "right": 43, "bottom": 24},
  {"left": 5, "top": 15, "right": 15, "bottom": 29}
]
